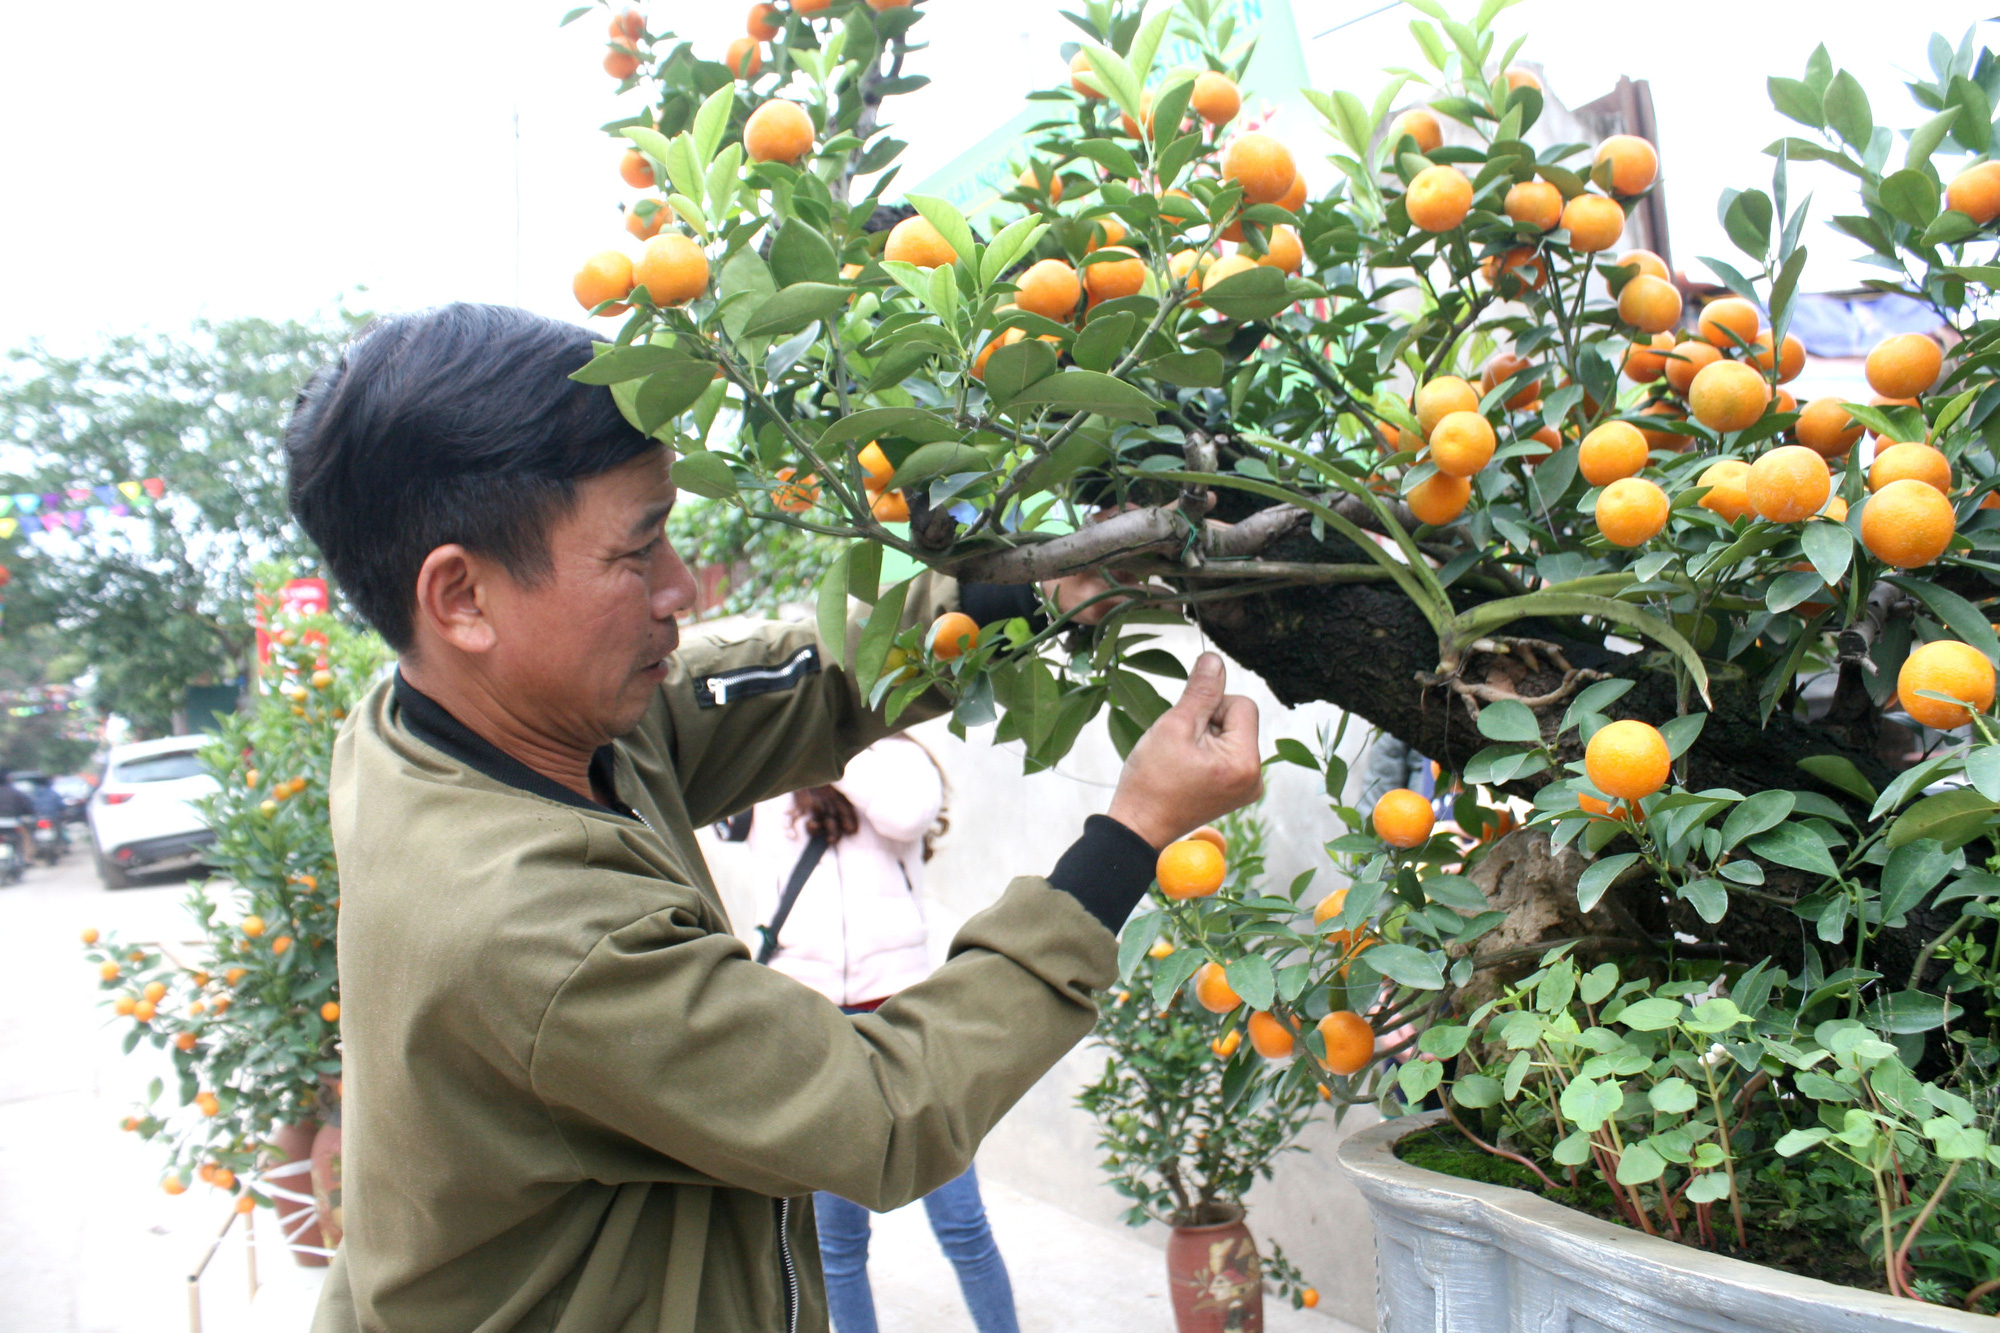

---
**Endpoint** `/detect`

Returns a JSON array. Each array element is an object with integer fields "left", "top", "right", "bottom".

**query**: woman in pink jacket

[{"left": 745, "top": 736, "right": 1020, "bottom": 1333}]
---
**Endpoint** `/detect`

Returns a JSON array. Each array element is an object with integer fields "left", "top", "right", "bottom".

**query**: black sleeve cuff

[
  {"left": 1047, "top": 814, "right": 1159, "bottom": 933},
  {"left": 959, "top": 582, "right": 1043, "bottom": 629}
]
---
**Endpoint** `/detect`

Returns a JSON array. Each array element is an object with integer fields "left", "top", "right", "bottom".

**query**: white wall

[{"left": 698, "top": 623, "right": 1384, "bottom": 1324}]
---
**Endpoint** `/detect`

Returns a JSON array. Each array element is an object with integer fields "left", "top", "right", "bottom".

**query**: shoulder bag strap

[{"left": 756, "top": 832, "right": 828, "bottom": 965}]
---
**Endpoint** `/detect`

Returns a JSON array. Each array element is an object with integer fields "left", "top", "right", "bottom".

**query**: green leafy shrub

[{"left": 78, "top": 599, "right": 388, "bottom": 1197}]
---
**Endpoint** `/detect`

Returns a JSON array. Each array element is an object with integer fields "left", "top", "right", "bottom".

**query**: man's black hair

[{"left": 285, "top": 304, "right": 657, "bottom": 651}]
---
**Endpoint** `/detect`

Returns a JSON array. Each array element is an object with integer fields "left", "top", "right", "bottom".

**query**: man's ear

[{"left": 411, "top": 544, "right": 500, "bottom": 655}]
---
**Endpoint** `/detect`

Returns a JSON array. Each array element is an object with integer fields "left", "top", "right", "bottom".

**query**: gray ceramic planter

[{"left": 1338, "top": 1111, "right": 1995, "bottom": 1333}]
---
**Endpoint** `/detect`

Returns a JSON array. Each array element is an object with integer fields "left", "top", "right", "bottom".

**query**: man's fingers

[
  {"left": 1210, "top": 692, "right": 1260, "bottom": 741},
  {"left": 1172, "top": 652, "right": 1227, "bottom": 725}
]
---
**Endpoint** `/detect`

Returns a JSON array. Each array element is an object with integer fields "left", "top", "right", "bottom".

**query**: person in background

[
  {"left": 1358, "top": 732, "right": 1434, "bottom": 812},
  {"left": 744, "top": 737, "right": 1020, "bottom": 1333}
]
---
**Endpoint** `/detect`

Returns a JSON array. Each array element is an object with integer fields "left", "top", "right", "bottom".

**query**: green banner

[{"left": 907, "top": 0, "right": 1314, "bottom": 220}]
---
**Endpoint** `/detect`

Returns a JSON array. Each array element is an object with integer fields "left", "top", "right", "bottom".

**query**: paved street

[
  {"left": 0, "top": 851, "right": 321, "bottom": 1333},
  {"left": 0, "top": 850, "right": 1360, "bottom": 1333}
]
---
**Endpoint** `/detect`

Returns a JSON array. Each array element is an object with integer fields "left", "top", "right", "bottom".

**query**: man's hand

[
  {"left": 1042, "top": 570, "right": 1126, "bottom": 626},
  {"left": 1105, "top": 652, "right": 1263, "bottom": 849}
]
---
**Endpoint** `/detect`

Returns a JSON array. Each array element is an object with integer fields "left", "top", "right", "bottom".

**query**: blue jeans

[{"left": 814, "top": 1165, "right": 1020, "bottom": 1333}]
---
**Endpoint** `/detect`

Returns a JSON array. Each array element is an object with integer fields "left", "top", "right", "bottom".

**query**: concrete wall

[{"left": 697, "top": 623, "right": 1385, "bottom": 1324}]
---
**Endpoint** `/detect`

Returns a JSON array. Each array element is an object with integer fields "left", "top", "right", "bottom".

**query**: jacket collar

[{"left": 392, "top": 670, "right": 629, "bottom": 817}]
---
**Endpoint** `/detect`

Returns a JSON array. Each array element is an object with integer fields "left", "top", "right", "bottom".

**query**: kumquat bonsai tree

[
  {"left": 78, "top": 582, "right": 388, "bottom": 1213},
  {"left": 1079, "top": 812, "right": 1322, "bottom": 1311},
  {"left": 570, "top": 0, "right": 1997, "bottom": 1306}
]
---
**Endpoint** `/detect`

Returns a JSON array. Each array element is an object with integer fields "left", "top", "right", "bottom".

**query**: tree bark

[{"left": 1191, "top": 528, "right": 1963, "bottom": 995}]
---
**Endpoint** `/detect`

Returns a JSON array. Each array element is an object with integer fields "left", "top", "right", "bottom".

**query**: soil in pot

[
  {"left": 1166, "top": 1205, "right": 1264, "bottom": 1333},
  {"left": 1396, "top": 1123, "right": 1890, "bottom": 1298}
]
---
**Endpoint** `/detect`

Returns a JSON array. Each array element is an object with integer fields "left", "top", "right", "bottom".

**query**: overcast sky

[{"left": 0, "top": 0, "right": 1991, "bottom": 356}]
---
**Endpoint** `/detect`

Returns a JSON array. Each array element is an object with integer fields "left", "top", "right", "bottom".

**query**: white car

[{"left": 88, "top": 735, "right": 219, "bottom": 888}]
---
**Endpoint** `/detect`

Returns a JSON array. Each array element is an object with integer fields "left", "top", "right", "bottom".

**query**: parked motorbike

[
  {"left": 32, "top": 817, "right": 62, "bottom": 865},
  {"left": 0, "top": 821, "right": 25, "bottom": 885}
]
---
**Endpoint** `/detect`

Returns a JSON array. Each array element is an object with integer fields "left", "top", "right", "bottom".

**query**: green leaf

[
  {"left": 740, "top": 283, "right": 849, "bottom": 340},
  {"left": 904, "top": 194, "right": 976, "bottom": 269},
  {"left": 1005, "top": 369, "right": 1160, "bottom": 424},
  {"left": 1476, "top": 699, "right": 1542, "bottom": 743},
  {"left": 1199, "top": 265, "right": 1292, "bottom": 322},
  {"left": 1747, "top": 824, "right": 1841, "bottom": 878},
  {"left": 1076, "top": 42, "right": 1144, "bottom": 124},
  {"left": 1768, "top": 76, "right": 1825, "bottom": 128},
  {"left": 1887, "top": 787, "right": 2000, "bottom": 851},
  {"left": 1679, "top": 877, "right": 1729, "bottom": 923},
  {"left": 1822, "top": 69, "right": 1873, "bottom": 148},
  {"left": 1616, "top": 1140, "right": 1668, "bottom": 1185},
  {"left": 980, "top": 216, "right": 1048, "bottom": 287},
  {"left": 691, "top": 85, "right": 734, "bottom": 166},
  {"left": 1423, "top": 874, "right": 1491, "bottom": 914},
  {"left": 769, "top": 219, "right": 840, "bottom": 287},
  {"left": 571, "top": 343, "right": 694, "bottom": 385},
  {"left": 1907, "top": 106, "right": 1962, "bottom": 170},
  {"left": 1879, "top": 169, "right": 1940, "bottom": 229},
  {"left": 1775, "top": 1127, "right": 1832, "bottom": 1155},
  {"left": 1659, "top": 712, "right": 1706, "bottom": 759},
  {"left": 1070, "top": 138, "right": 1141, "bottom": 181},
  {"left": 854, "top": 579, "right": 910, "bottom": 695},
  {"left": 1649, "top": 1075, "right": 1700, "bottom": 1113},
  {"left": 716, "top": 249, "right": 777, "bottom": 342},
  {"left": 1799, "top": 517, "right": 1852, "bottom": 587},
  {"left": 1452, "top": 1073, "right": 1503, "bottom": 1108},
  {"left": 1577, "top": 853, "right": 1640, "bottom": 912},
  {"left": 1399, "top": 1057, "right": 1445, "bottom": 1102},
  {"left": 1116, "top": 909, "right": 1163, "bottom": 982},
  {"left": 1796, "top": 754, "right": 1877, "bottom": 803},
  {"left": 1142, "top": 350, "right": 1225, "bottom": 388},
  {"left": 1879, "top": 840, "right": 1951, "bottom": 925},
  {"left": 1364, "top": 943, "right": 1445, "bottom": 990},
  {"left": 1224, "top": 955, "right": 1276, "bottom": 1011},
  {"left": 1070, "top": 312, "right": 1136, "bottom": 373},
  {"left": 818, "top": 407, "right": 961, "bottom": 450},
  {"left": 1766, "top": 568, "right": 1824, "bottom": 613},
  {"left": 1617, "top": 997, "right": 1683, "bottom": 1031},
  {"left": 1722, "top": 188, "right": 1775, "bottom": 258},
  {"left": 980, "top": 339, "right": 1061, "bottom": 408},
  {"left": 1884, "top": 578, "right": 2000, "bottom": 665},
  {"left": 669, "top": 451, "right": 738, "bottom": 499},
  {"left": 633, "top": 361, "right": 718, "bottom": 433},
  {"left": 1558, "top": 1075, "right": 1622, "bottom": 1131},
  {"left": 1151, "top": 944, "right": 1204, "bottom": 1009},
  {"left": 1874, "top": 989, "right": 1963, "bottom": 1034},
  {"left": 1124, "top": 5, "right": 1172, "bottom": 85},
  {"left": 1949, "top": 74, "right": 1993, "bottom": 152},
  {"left": 884, "top": 441, "right": 990, "bottom": 492},
  {"left": 1721, "top": 789, "right": 1794, "bottom": 849},
  {"left": 817, "top": 549, "right": 852, "bottom": 669}
]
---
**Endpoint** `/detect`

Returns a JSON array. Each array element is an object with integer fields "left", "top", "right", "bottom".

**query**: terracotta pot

[
  {"left": 310, "top": 1120, "right": 343, "bottom": 1253},
  {"left": 267, "top": 1121, "right": 327, "bottom": 1268},
  {"left": 1166, "top": 1205, "right": 1264, "bottom": 1333}
]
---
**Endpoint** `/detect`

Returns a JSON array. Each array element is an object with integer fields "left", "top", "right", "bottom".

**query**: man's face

[{"left": 481, "top": 447, "right": 698, "bottom": 746}]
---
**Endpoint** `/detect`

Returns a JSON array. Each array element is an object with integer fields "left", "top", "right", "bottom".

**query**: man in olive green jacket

[{"left": 286, "top": 305, "right": 1262, "bottom": 1333}]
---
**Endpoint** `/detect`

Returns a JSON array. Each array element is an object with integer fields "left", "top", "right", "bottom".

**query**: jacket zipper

[{"left": 776, "top": 1196, "right": 799, "bottom": 1333}]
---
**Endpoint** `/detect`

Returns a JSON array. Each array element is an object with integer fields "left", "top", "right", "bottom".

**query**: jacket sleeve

[
  {"left": 650, "top": 571, "right": 959, "bottom": 830},
  {"left": 529, "top": 869, "right": 1116, "bottom": 1209},
  {"left": 835, "top": 740, "right": 944, "bottom": 846}
]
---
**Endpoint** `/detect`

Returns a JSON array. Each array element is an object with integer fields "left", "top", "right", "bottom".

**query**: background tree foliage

[{"left": 0, "top": 311, "right": 362, "bottom": 735}]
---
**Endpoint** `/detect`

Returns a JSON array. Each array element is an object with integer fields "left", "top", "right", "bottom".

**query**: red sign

[{"left": 257, "top": 577, "right": 331, "bottom": 665}]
